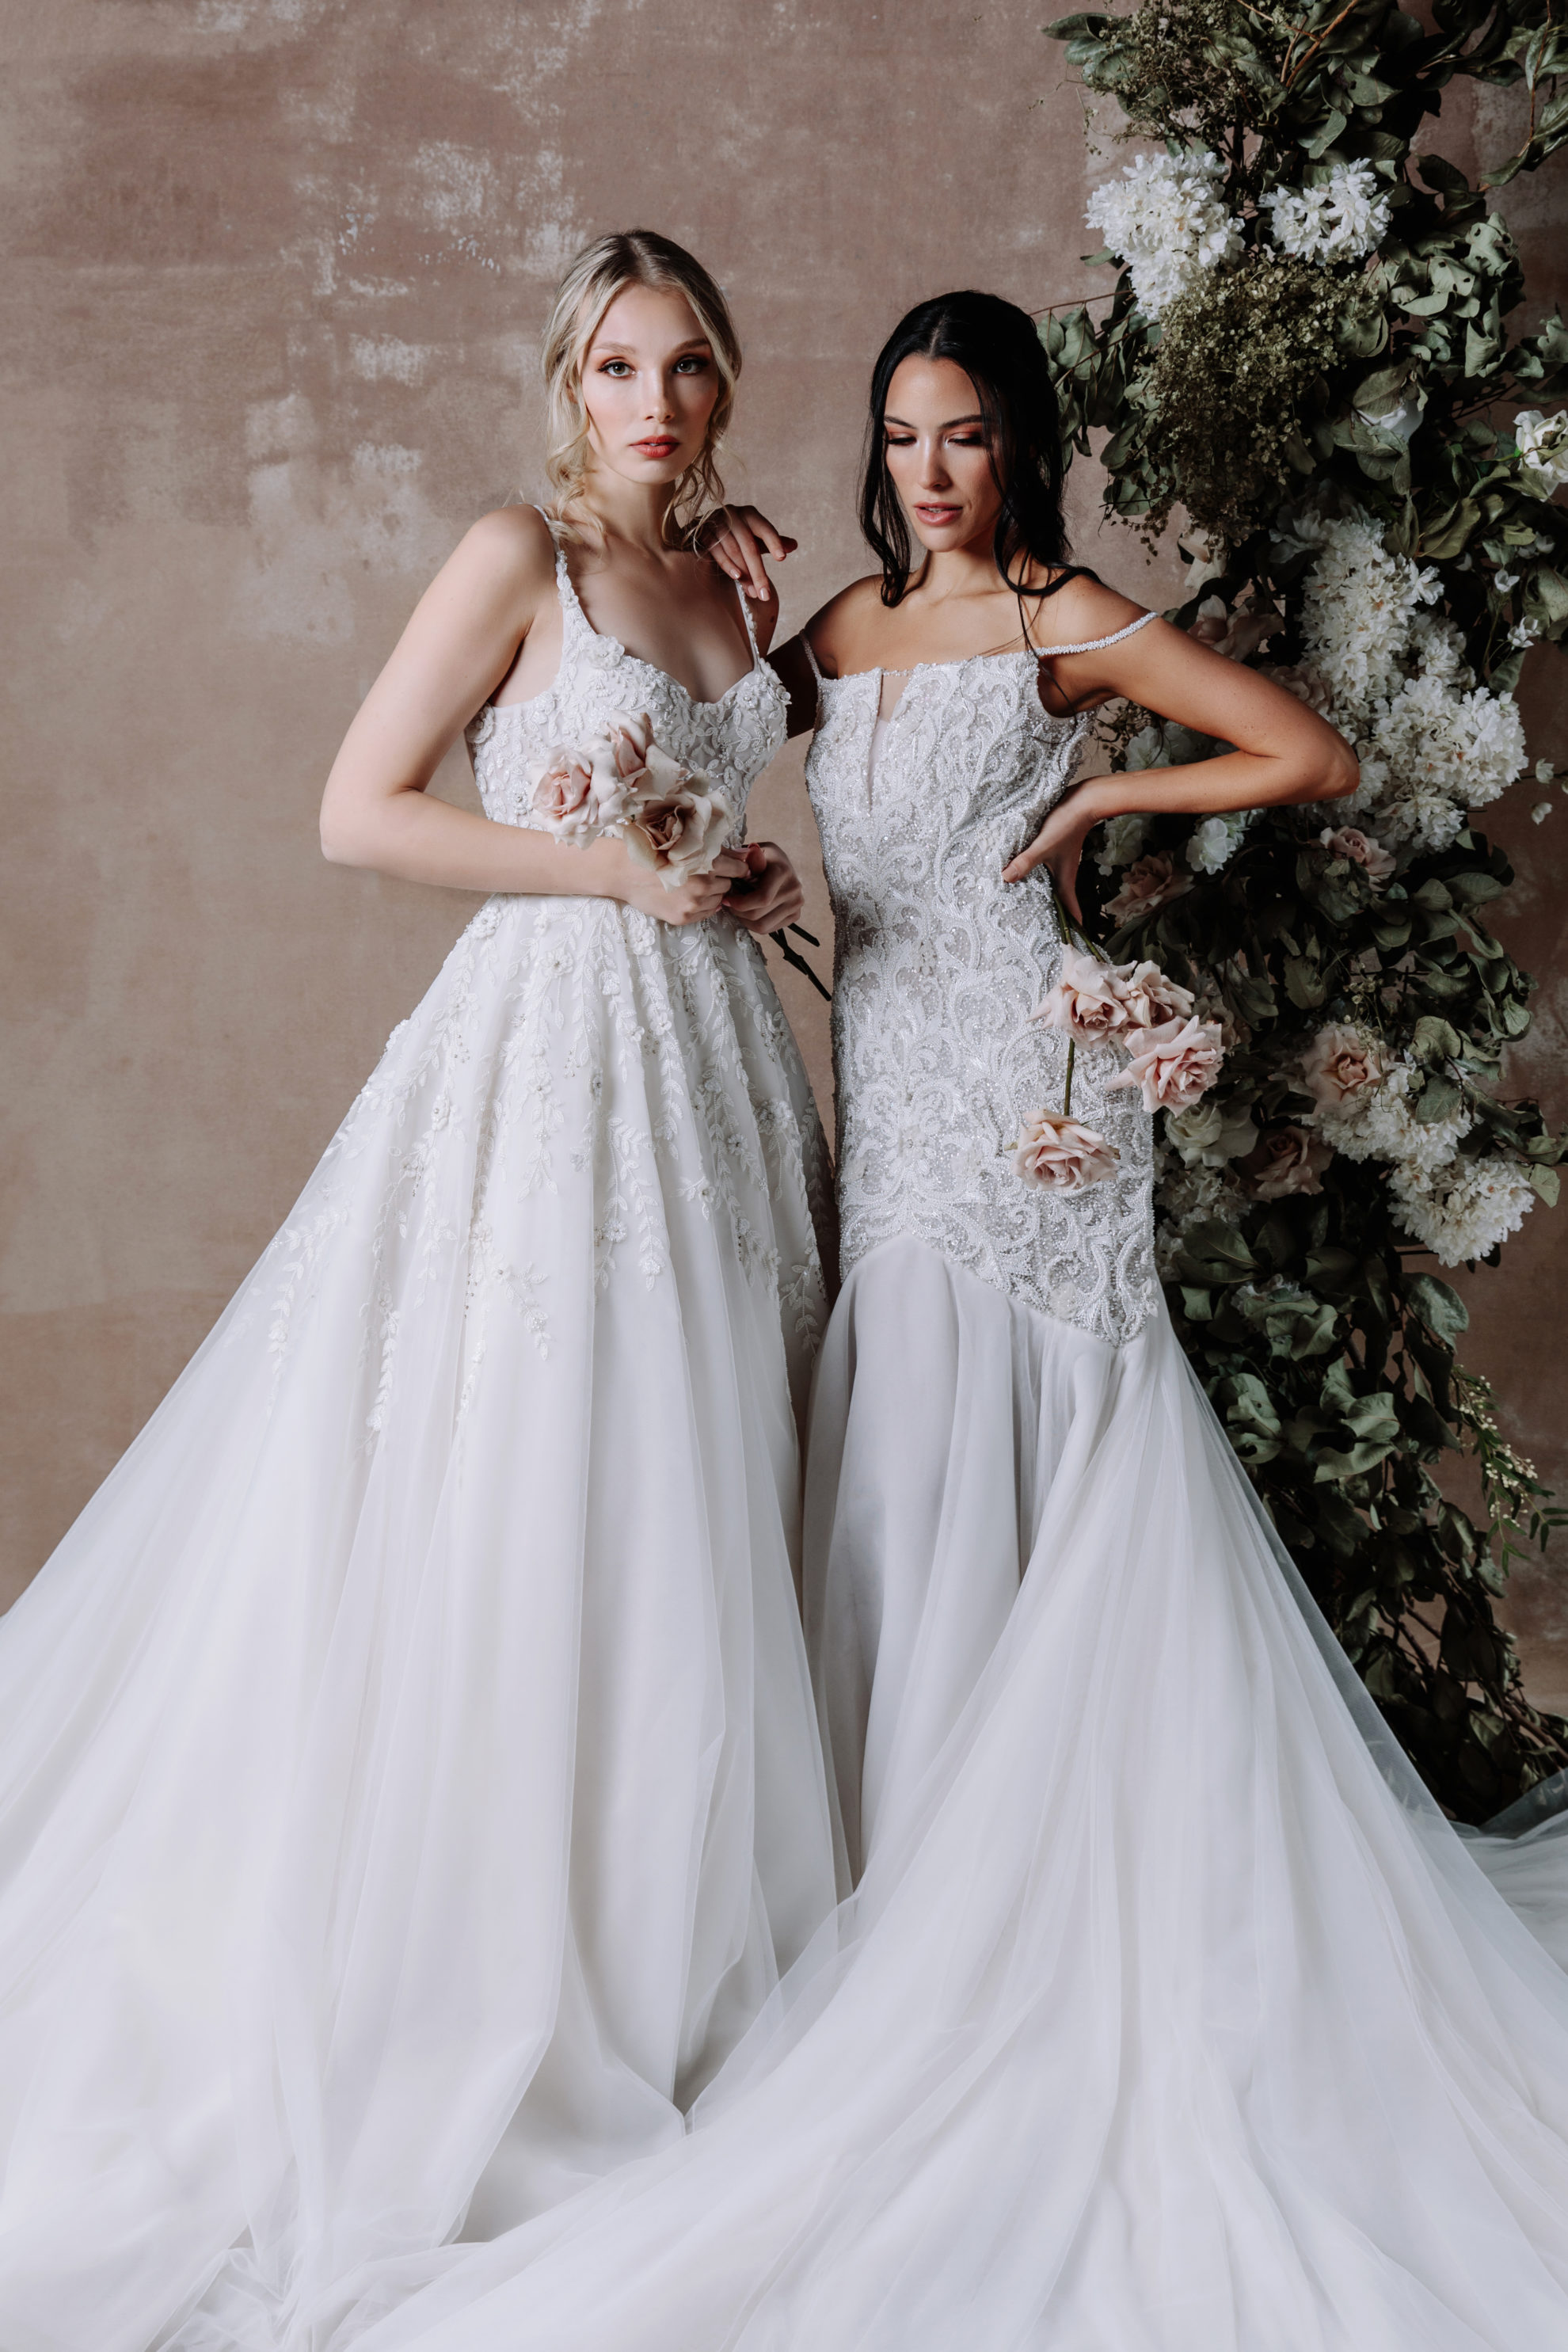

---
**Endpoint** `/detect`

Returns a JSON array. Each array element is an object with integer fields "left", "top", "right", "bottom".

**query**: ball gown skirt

[{"left": 0, "top": 887, "right": 838, "bottom": 2352}]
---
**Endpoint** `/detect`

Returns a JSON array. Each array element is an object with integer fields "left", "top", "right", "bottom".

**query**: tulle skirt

[
  {"left": 0, "top": 893, "right": 838, "bottom": 2352},
  {"left": 348, "top": 1235, "right": 1568, "bottom": 2352}
]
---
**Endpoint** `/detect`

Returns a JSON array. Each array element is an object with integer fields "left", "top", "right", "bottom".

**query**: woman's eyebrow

[
  {"left": 884, "top": 412, "right": 985, "bottom": 430},
  {"left": 590, "top": 337, "right": 714, "bottom": 359}
]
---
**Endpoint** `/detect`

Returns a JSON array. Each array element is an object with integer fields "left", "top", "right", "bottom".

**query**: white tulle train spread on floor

[
  {"left": 0, "top": 552, "right": 840, "bottom": 2350},
  {"left": 344, "top": 1237, "right": 1568, "bottom": 2352}
]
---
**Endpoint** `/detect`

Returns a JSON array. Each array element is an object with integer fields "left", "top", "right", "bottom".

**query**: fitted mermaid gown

[
  {"left": 350, "top": 627, "right": 1568, "bottom": 2352},
  {"left": 0, "top": 549, "right": 839, "bottom": 2351}
]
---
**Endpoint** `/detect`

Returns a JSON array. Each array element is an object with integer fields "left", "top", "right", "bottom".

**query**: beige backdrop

[{"left": 2, "top": 1, "right": 1564, "bottom": 1690}]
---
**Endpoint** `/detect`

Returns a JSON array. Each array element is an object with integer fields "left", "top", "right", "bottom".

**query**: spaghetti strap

[
  {"left": 733, "top": 579, "right": 763, "bottom": 668},
  {"left": 1037, "top": 608, "right": 1157, "bottom": 659}
]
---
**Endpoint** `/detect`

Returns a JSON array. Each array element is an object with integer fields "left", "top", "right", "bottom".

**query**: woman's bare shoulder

[
  {"left": 802, "top": 574, "right": 886, "bottom": 679},
  {"left": 454, "top": 503, "right": 561, "bottom": 587},
  {"left": 1029, "top": 568, "right": 1155, "bottom": 655}
]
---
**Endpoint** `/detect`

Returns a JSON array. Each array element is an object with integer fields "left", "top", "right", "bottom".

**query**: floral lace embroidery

[
  {"left": 806, "top": 652, "right": 1157, "bottom": 1347},
  {"left": 228, "top": 560, "right": 832, "bottom": 1432}
]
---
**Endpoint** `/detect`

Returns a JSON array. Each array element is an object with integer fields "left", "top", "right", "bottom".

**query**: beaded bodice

[
  {"left": 465, "top": 543, "right": 786, "bottom": 829},
  {"left": 805, "top": 635, "right": 1159, "bottom": 1346}
]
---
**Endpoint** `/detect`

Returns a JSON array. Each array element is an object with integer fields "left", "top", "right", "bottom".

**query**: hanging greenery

[{"left": 1043, "top": 0, "right": 1568, "bottom": 1820}]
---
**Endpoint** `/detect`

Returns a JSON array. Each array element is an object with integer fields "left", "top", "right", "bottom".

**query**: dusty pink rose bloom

[
  {"left": 1263, "top": 662, "right": 1334, "bottom": 717},
  {"left": 528, "top": 747, "right": 599, "bottom": 841},
  {"left": 1107, "top": 1016, "right": 1226, "bottom": 1112},
  {"left": 1116, "top": 959, "right": 1197, "bottom": 1030},
  {"left": 1189, "top": 595, "right": 1280, "bottom": 663},
  {"left": 588, "top": 709, "right": 689, "bottom": 828},
  {"left": 1319, "top": 825, "right": 1396, "bottom": 887},
  {"left": 1034, "top": 950, "right": 1135, "bottom": 1045},
  {"left": 1300, "top": 1023, "right": 1391, "bottom": 1109},
  {"left": 624, "top": 786, "right": 734, "bottom": 889},
  {"left": 1103, "top": 853, "right": 1193, "bottom": 929},
  {"left": 1010, "top": 1109, "right": 1121, "bottom": 1193},
  {"left": 1239, "top": 1125, "right": 1334, "bottom": 1200},
  {"left": 1036, "top": 952, "right": 1196, "bottom": 1044}
]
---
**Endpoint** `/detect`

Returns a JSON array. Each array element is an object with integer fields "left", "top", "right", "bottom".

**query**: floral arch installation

[{"left": 1042, "top": 0, "right": 1568, "bottom": 1820}]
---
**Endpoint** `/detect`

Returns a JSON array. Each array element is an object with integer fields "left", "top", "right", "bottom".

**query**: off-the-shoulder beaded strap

[{"left": 1037, "top": 608, "right": 1156, "bottom": 657}]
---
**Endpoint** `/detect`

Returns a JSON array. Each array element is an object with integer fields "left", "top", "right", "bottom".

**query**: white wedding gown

[
  {"left": 342, "top": 630, "right": 1568, "bottom": 2352},
  {"left": 0, "top": 545, "right": 839, "bottom": 2352}
]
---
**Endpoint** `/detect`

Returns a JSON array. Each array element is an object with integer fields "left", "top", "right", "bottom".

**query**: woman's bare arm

[
  {"left": 1003, "top": 582, "right": 1358, "bottom": 917},
  {"left": 318, "top": 506, "right": 744, "bottom": 924}
]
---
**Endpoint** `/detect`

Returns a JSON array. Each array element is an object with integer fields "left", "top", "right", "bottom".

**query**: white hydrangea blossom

[
  {"left": 1387, "top": 1155, "right": 1536, "bottom": 1265},
  {"left": 1094, "top": 810, "right": 1151, "bottom": 873},
  {"left": 1265, "top": 162, "right": 1392, "bottom": 265},
  {"left": 1295, "top": 508, "right": 1440, "bottom": 725},
  {"left": 1186, "top": 809, "right": 1256, "bottom": 873},
  {"left": 1514, "top": 409, "right": 1568, "bottom": 497},
  {"left": 1357, "top": 672, "right": 1528, "bottom": 851},
  {"left": 1293, "top": 501, "right": 1528, "bottom": 850},
  {"left": 1086, "top": 150, "right": 1243, "bottom": 319},
  {"left": 1314, "top": 1056, "right": 1472, "bottom": 1178}
]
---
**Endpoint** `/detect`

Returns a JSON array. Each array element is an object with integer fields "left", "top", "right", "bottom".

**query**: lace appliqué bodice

[
  {"left": 805, "top": 638, "right": 1158, "bottom": 1347},
  {"left": 465, "top": 540, "right": 786, "bottom": 830}
]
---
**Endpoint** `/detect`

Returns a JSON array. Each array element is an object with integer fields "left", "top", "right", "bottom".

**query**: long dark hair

[{"left": 859, "top": 290, "right": 1086, "bottom": 613}]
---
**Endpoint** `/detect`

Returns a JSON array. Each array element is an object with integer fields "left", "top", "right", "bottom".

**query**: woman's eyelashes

[{"left": 594, "top": 355, "right": 710, "bottom": 379}]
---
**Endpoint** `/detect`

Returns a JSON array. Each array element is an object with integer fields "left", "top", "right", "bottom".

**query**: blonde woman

[{"left": 0, "top": 230, "right": 838, "bottom": 2350}]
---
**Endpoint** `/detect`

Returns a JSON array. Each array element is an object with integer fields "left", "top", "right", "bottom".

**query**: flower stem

[{"left": 1064, "top": 1037, "right": 1076, "bottom": 1118}]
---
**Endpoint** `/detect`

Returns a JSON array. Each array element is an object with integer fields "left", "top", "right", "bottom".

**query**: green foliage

[{"left": 1045, "top": 0, "right": 1568, "bottom": 1819}]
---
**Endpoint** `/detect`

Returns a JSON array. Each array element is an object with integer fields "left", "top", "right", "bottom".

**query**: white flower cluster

[
  {"left": 1086, "top": 150, "right": 1242, "bottom": 319},
  {"left": 1301, "top": 1035, "right": 1536, "bottom": 1265},
  {"left": 1094, "top": 810, "right": 1151, "bottom": 873},
  {"left": 1314, "top": 1052, "right": 1471, "bottom": 1176},
  {"left": 1186, "top": 809, "right": 1256, "bottom": 873},
  {"left": 1293, "top": 504, "right": 1528, "bottom": 851},
  {"left": 1514, "top": 409, "right": 1568, "bottom": 498},
  {"left": 1387, "top": 1155, "right": 1537, "bottom": 1264},
  {"left": 1265, "top": 163, "right": 1391, "bottom": 265}
]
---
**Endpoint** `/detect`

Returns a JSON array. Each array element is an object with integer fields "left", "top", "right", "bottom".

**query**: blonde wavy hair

[{"left": 542, "top": 230, "right": 741, "bottom": 544}]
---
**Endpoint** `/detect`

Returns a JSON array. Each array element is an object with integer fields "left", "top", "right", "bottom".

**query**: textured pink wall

[{"left": 2, "top": 3, "right": 1563, "bottom": 1692}]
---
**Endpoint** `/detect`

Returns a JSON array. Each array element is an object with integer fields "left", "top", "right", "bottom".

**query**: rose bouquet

[
  {"left": 527, "top": 710, "right": 733, "bottom": 890},
  {"left": 1011, "top": 939, "right": 1226, "bottom": 1195}
]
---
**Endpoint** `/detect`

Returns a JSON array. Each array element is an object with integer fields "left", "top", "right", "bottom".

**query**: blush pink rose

[
  {"left": 1036, "top": 952, "right": 1197, "bottom": 1045},
  {"left": 1116, "top": 958, "right": 1197, "bottom": 1030},
  {"left": 1319, "top": 825, "right": 1396, "bottom": 887},
  {"left": 1034, "top": 950, "right": 1136, "bottom": 1045},
  {"left": 528, "top": 747, "right": 599, "bottom": 841},
  {"left": 1107, "top": 1016, "right": 1226, "bottom": 1112},
  {"left": 623, "top": 786, "right": 734, "bottom": 889},
  {"left": 1239, "top": 1125, "right": 1334, "bottom": 1200},
  {"left": 1300, "top": 1022, "right": 1390, "bottom": 1109},
  {"left": 1189, "top": 595, "right": 1281, "bottom": 663},
  {"left": 1010, "top": 1109, "right": 1121, "bottom": 1193},
  {"left": 1103, "top": 853, "right": 1193, "bottom": 929}
]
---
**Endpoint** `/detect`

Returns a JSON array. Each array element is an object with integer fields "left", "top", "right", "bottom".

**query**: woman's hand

[
  {"left": 610, "top": 843, "right": 752, "bottom": 927},
  {"left": 699, "top": 504, "right": 798, "bottom": 601},
  {"left": 1001, "top": 778, "right": 1119, "bottom": 924},
  {"left": 722, "top": 841, "right": 806, "bottom": 933}
]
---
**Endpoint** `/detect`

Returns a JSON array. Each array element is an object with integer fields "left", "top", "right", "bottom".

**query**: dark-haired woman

[{"left": 354, "top": 295, "right": 1568, "bottom": 2350}]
